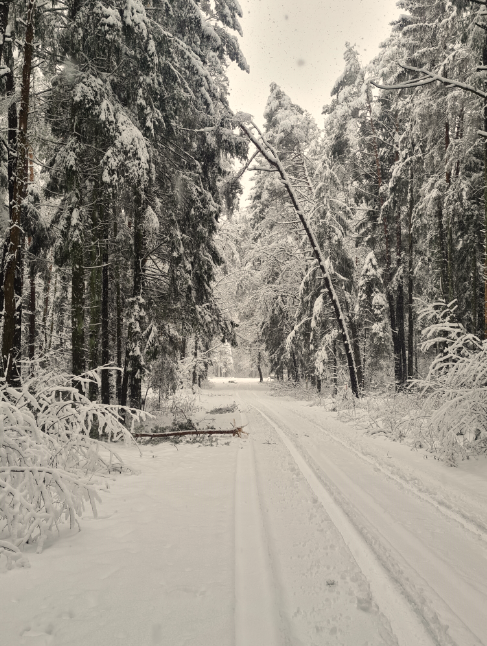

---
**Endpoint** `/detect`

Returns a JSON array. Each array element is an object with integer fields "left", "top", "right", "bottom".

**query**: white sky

[{"left": 227, "top": 0, "right": 401, "bottom": 127}]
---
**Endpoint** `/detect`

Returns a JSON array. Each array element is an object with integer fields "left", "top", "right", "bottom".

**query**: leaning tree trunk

[
  {"left": 239, "top": 121, "right": 360, "bottom": 398},
  {"left": 2, "top": 0, "right": 36, "bottom": 385}
]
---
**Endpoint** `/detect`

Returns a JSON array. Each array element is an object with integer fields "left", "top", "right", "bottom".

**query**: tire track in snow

[
  {"left": 252, "top": 404, "right": 437, "bottom": 646},
  {"left": 234, "top": 407, "right": 280, "bottom": 646},
  {"left": 295, "top": 405, "right": 487, "bottom": 545}
]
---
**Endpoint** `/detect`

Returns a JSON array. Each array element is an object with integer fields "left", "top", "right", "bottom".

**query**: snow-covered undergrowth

[
  {"left": 0, "top": 371, "right": 146, "bottom": 570},
  {"left": 336, "top": 306, "right": 487, "bottom": 465}
]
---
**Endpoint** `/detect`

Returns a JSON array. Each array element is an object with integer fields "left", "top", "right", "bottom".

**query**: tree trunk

[
  {"left": 407, "top": 162, "right": 415, "bottom": 379},
  {"left": 349, "top": 317, "right": 364, "bottom": 390},
  {"left": 101, "top": 235, "right": 110, "bottom": 404},
  {"left": 257, "top": 350, "right": 263, "bottom": 382},
  {"left": 332, "top": 339, "right": 338, "bottom": 396},
  {"left": 240, "top": 121, "right": 360, "bottom": 397},
  {"left": 192, "top": 337, "right": 198, "bottom": 386},
  {"left": 88, "top": 198, "right": 102, "bottom": 401},
  {"left": 128, "top": 195, "right": 144, "bottom": 409},
  {"left": 71, "top": 242, "right": 85, "bottom": 387},
  {"left": 484, "top": 32, "right": 487, "bottom": 339},
  {"left": 114, "top": 220, "right": 122, "bottom": 403},
  {"left": 437, "top": 205, "right": 449, "bottom": 302},
  {"left": 2, "top": 0, "right": 36, "bottom": 385},
  {"left": 394, "top": 197, "right": 407, "bottom": 386},
  {"left": 47, "top": 271, "right": 58, "bottom": 351},
  {"left": 0, "top": 1, "right": 11, "bottom": 67},
  {"left": 28, "top": 261, "right": 35, "bottom": 362},
  {"left": 292, "top": 349, "right": 299, "bottom": 382}
]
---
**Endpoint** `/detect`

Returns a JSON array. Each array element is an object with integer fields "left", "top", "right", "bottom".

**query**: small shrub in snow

[{"left": 0, "top": 371, "right": 146, "bottom": 569}]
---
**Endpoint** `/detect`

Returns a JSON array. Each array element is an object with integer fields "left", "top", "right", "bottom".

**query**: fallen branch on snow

[{"left": 133, "top": 426, "right": 248, "bottom": 439}]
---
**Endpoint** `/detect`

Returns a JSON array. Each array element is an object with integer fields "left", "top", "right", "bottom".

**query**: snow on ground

[{"left": 1, "top": 378, "right": 486, "bottom": 646}]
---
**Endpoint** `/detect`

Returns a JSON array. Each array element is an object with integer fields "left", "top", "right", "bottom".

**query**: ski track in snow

[{"left": 1, "top": 379, "right": 486, "bottom": 646}]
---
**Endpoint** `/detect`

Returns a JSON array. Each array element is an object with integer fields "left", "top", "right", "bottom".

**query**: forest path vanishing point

[{"left": 1, "top": 379, "right": 486, "bottom": 646}]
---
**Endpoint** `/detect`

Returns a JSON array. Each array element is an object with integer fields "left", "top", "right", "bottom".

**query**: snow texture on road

[{"left": 1, "top": 378, "right": 486, "bottom": 646}]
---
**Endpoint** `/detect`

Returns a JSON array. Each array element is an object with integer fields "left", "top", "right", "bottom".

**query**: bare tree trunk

[
  {"left": 257, "top": 350, "right": 263, "bottom": 382},
  {"left": 28, "top": 261, "right": 35, "bottom": 362},
  {"left": 3, "top": 0, "right": 36, "bottom": 385},
  {"left": 192, "top": 337, "right": 198, "bottom": 386},
  {"left": 0, "top": 1, "right": 11, "bottom": 66},
  {"left": 101, "top": 235, "right": 110, "bottom": 403},
  {"left": 332, "top": 339, "right": 338, "bottom": 396},
  {"left": 394, "top": 197, "right": 407, "bottom": 386},
  {"left": 113, "top": 219, "right": 122, "bottom": 402},
  {"left": 484, "top": 32, "right": 487, "bottom": 339},
  {"left": 407, "top": 162, "right": 415, "bottom": 379},
  {"left": 47, "top": 272, "right": 57, "bottom": 352},
  {"left": 71, "top": 243, "right": 85, "bottom": 386},
  {"left": 128, "top": 194, "right": 144, "bottom": 409}
]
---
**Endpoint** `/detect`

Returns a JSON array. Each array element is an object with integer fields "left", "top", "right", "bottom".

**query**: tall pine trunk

[
  {"left": 122, "top": 193, "right": 145, "bottom": 410},
  {"left": 3, "top": 0, "right": 36, "bottom": 385},
  {"left": 101, "top": 234, "right": 110, "bottom": 403},
  {"left": 484, "top": 32, "right": 487, "bottom": 339},
  {"left": 407, "top": 162, "right": 415, "bottom": 379},
  {"left": 71, "top": 242, "right": 85, "bottom": 386},
  {"left": 394, "top": 198, "right": 407, "bottom": 386}
]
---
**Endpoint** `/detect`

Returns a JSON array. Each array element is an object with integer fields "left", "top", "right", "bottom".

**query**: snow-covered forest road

[{"left": 2, "top": 380, "right": 486, "bottom": 646}]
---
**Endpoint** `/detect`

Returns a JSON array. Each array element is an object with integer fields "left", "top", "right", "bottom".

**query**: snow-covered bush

[
  {"left": 0, "top": 370, "right": 146, "bottom": 569},
  {"left": 362, "top": 302, "right": 487, "bottom": 465},
  {"left": 412, "top": 302, "right": 487, "bottom": 464}
]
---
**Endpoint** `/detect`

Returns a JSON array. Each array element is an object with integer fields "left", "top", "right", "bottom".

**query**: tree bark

[
  {"left": 484, "top": 31, "right": 487, "bottom": 339},
  {"left": 407, "top": 162, "right": 415, "bottom": 379},
  {"left": 394, "top": 197, "right": 407, "bottom": 386},
  {"left": 257, "top": 350, "right": 263, "bottom": 382},
  {"left": 128, "top": 194, "right": 144, "bottom": 409},
  {"left": 114, "top": 219, "right": 122, "bottom": 403},
  {"left": 332, "top": 339, "right": 338, "bottom": 396},
  {"left": 0, "top": 0, "right": 11, "bottom": 66},
  {"left": 71, "top": 242, "right": 85, "bottom": 385},
  {"left": 101, "top": 234, "right": 110, "bottom": 404},
  {"left": 28, "top": 261, "right": 35, "bottom": 362},
  {"left": 2, "top": 0, "right": 36, "bottom": 385}
]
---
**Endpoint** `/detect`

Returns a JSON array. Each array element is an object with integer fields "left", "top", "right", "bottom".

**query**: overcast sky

[{"left": 227, "top": 0, "right": 401, "bottom": 127}]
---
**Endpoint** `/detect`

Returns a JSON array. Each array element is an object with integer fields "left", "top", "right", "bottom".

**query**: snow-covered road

[
  {"left": 1, "top": 379, "right": 486, "bottom": 646},
  {"left": 237, "top": 384, "right": 487, "bottom": 646}
]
